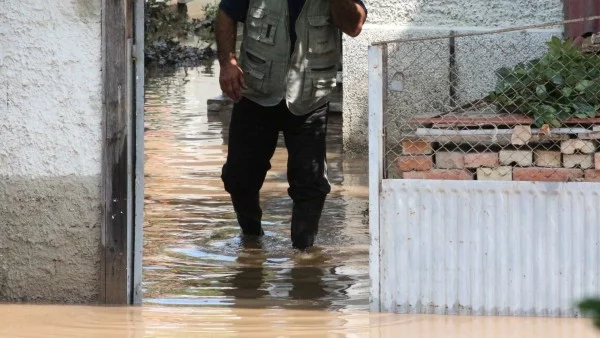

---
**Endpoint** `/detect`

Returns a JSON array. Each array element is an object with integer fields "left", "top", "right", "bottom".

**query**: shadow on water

[{"left": 142, "top": 59, "right": 370, "bottom": 311}]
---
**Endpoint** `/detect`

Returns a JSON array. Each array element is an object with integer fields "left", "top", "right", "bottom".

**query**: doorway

[{"left": 102, "top": 0, "right": 371, "bottom": 309}]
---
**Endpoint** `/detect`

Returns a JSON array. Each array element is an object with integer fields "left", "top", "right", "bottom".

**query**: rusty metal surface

[{"left": 564, "top": 0, "right": 600, "bottom": 38}]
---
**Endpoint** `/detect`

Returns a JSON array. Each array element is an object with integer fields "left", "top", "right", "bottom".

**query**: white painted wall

[
  {"left": 343, "top": 0, "right": 564, "bottom": 154},
  {"left": 0, "top": 0, "right": 102, "bottom": 178},
  {"left": 362, "top": 0, "right": 563, "bottom": 27},
  {"left": 0, "top": 0, "right": 103, "bottom": 303}
]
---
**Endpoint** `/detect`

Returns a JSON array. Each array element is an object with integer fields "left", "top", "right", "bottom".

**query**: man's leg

[
  {"left": 221, "top": 98, "right": 279, "bottom": 236},
  {"left": 282, "top": 103, "right": 331, "bottom": 250}
]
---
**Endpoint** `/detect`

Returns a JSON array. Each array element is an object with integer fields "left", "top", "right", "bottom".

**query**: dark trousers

[{"left": 221, "top": 97, "right": 330, "bottom": 242}]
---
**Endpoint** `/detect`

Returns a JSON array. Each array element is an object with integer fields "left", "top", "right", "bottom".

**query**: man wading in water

[{"left": 216, "top": 0, "right": 367, "bottom": 250}]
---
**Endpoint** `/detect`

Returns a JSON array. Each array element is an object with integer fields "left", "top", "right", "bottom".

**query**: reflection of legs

[
  {"left": 283, "top": 104, "right": 331, "bottom": 249},
  {"left": 222, "top": 98, "right": 279, "bottom": 236},
  {"left": 289, "top": 267, "right": 327, "bottom": 300},
  {"left": 227, "top": 239, "right": 268, "bottom": 303},
  {"left": 229, "top": 266, "right": 266, "bottom": 300}
]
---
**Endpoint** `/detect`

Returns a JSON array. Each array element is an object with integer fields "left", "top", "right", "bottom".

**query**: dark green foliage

[
  {"left": 580, "top": 298, "right": 600, "bottom": 329},
  {"left": 489, "top": 37, "right": 600, "bottom": 127}
]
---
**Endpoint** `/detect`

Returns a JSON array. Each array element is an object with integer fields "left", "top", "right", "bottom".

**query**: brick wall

[{"left": 397, "top": 125, "right": 600, "bottom": 182}]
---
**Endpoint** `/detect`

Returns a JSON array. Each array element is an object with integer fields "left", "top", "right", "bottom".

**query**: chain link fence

[{"left": 371, "top": 18, "right": 600, "bottom": 183}]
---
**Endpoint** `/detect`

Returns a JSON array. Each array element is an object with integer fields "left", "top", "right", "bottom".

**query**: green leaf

[
  {"left": 561, "top": 87, "right": 574, "bottom": 98},
  {"left": 551, "top": 74, "right": 564, "bottom": 86},
  {"left": 546, "top": 36, "right": 563, "bottom": 51},
  {"left": 549, "top": 118, "right": 562, "bottom": 128},
  {"left": 514, "top": 67, "right": 528, "bottom": 76},
  {"left": 572, "top": 102, "right": 596, "bottom": 117},
  {"left": 526, "top": 58, "right": 541, "bottom": 68},
  {"left": 544, "top": 69, "right": 563, "bottom": 86},
  {"left": 495, "top": 67, "right": 513, "bottom": 79},
  {"left": 533, "top": 113, "right": 546, "bottom": 127},
  {"left": 575, "top": 80, "right": 593, "bottom": 92},
  {"left": 536, "top": 85, "right": 548, "bottom": 99}
]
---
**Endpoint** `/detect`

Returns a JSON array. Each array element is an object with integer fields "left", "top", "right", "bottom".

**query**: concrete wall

[
  {"left": 343, "top": 0, "right": 564, "bottom": 155},
  {"left": 0, "top": 0, "right": 102, "bottom": 302}
]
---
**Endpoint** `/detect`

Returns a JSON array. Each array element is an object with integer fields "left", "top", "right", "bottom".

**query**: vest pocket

[
  {"left": 241, "top": 51, "right": 272, "bottom": 94},
  {"left": 307, "top": 16, "right": 336, "bottom": 56},
  {"left": 302, "top": 66, "right": 337, "bottom": 101},
  {"left": 246, "top": 7, "right": 278, "bottom": 46}
]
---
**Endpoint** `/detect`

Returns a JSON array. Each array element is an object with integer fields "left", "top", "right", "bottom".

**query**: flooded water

[
  {"left": 142, "top": 62, "right": 370, "bottom": 310},
  {"left": 1, "top": 304, "right": 598, "bottom": 337}
]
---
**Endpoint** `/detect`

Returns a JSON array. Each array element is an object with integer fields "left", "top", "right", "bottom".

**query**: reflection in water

[
  {"left": 143, "top": 61, "right": 370, "bottom": 310},
  {"left": 223, "top": 239, "right": 331, "bottom": 309}
]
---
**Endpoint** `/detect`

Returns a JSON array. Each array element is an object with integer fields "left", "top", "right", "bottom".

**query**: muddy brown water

[
  {"left": 1, "top": 304, "right": 597, "bottom": 337},
  {"left": 142, "top": 62, "right": 370, "bottom": 310}
]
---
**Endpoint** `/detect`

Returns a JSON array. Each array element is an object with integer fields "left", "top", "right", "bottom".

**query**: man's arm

[
  {"left": 216, "top": 9, "right": 246, "bottom": 101},
  {"left": 330, "top": 0, "right": 366, "bottom": 37}
]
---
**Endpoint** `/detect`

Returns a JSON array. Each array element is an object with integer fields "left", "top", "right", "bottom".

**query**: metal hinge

[{"left": 131, "top": 44, "right": 137, "bottom": 61}]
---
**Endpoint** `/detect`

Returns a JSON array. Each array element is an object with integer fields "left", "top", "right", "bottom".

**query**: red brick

[
  {"left": 402, "top": 169, "right": 473, "bottom": 180},
  {"left": 435, "top": 152, "right": 465, "bottom": 169},
  {"left": 397, "top": 156, "right": 433, "bottom": 171},
  {"left": 464, "top": 152, "right": 500, "bottom": 168},
  {"left": 401, "top": 139, "right": 433, "bottom": 155},
  {"left": 584, "top": 170, "right": 600, "bottom": 182},
  {"left": 513, "top": 168, "right": 584, "bottom": 182}
]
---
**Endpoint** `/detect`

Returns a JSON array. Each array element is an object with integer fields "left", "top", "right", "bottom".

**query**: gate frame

[
  {"left": 368, "top": 44, "right": 386, "bottom": 312},
  {"left": 100, "top": 0, "right": 145, "bottom": 305}
]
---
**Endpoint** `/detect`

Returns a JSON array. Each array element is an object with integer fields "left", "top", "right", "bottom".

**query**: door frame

[{"left": 100, "top": 0, "right": 144, "bottom": 305}]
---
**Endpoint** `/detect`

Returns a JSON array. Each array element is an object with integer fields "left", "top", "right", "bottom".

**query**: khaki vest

[{"left": 239, "top": 0, "right": 341, "bottom": 115}]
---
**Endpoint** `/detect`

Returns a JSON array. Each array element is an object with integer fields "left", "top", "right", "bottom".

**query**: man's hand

[
  {"left": 216, "top": 9, "right": 246, "bottom": 101},
  {"left": 330, "top": 0, "right": 366, "bottom": 37},
  {"left": 220, "top": 60, "right": 247, "bottom": 102}
]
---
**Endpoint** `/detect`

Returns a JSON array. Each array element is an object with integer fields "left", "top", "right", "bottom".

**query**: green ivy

[{"left": 489, "top": 37, "right": 600, "bottom": 127}]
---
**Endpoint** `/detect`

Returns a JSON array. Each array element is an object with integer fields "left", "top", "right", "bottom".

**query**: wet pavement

[{"left": 142, "top": 61, "right": 370, "bottom": 311}]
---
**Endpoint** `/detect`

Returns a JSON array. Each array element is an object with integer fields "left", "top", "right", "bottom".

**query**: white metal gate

[{"left": 368, "top": 19, "right": 600, "bottom": 316}]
